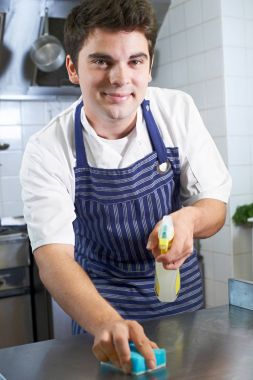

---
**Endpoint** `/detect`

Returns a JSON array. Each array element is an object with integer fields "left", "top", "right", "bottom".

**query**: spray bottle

[{"left": 154, "top": 215, "right": 181, "bottom": 302}]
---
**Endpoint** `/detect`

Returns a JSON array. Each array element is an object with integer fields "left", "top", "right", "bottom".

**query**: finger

[
  {"left": 151, "top": 246, "right": 162, "bottom": 258},
  {"left": 92, "top": 345, "right": 109, "bottom": 362},
  {"left": 150, "top": 340, "right": 159, "bottom": 349},
  {"left": 156, "top": 245, "right": 191, "bottom": 265},
  {"left": 93, "top": 337, "right": 120, "bottom": 367},
  {"left": 113, "top": 336, "right": 131, "bottom": 373},
  {"left": 163, "top": 256, "right": 188, "bottom": 269},
  {"left": 128, "top": 322, "right": 156, "bottom": 370}
]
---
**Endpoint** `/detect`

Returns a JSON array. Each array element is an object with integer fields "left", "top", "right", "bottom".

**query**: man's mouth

[{"left": 102, "top": 91, "right": 134, "bottom": 102}]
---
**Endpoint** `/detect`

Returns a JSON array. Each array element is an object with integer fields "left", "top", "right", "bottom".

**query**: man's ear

[{"left": 66, "top": 55, "right": 79, "bottom": 84}]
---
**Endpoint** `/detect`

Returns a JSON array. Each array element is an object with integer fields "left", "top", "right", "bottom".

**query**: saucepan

[{"left": 30, "top": 7, "right": 65, "bottom": 73}]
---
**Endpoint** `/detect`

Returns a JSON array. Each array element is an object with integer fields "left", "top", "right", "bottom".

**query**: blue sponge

[{"left": 101, "top": 342, "right": 166, "bottom": 376}]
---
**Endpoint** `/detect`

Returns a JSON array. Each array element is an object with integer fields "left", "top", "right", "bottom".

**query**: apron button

[{"left": 157, "top": 160, "right": 171, "bottom": 174}]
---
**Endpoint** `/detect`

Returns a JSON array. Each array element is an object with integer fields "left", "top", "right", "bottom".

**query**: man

[{"left": 20, "top": 0, "right": 231, "bottom": 374}]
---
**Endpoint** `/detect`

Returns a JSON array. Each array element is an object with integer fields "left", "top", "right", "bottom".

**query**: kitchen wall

[
  {"left": 152, "top": 0, "right": 253, "bottom": 306},
  {"left": 0, "top": 97, "right": 78, "bottom": 217}
]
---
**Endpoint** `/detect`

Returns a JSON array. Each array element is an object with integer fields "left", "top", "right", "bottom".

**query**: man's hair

[{"left": 64, "top": 0, "right": 158, "bottom": 69}]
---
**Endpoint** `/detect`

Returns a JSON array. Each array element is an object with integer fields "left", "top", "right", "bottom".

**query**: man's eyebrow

[
  {"left": 88, "top": 53, "right": 113, "bottom": 60},
  {"left": 88, "top": 52, "right": 149, "bottom": 60},
  {"left": 129, "top": 53, "right": 149, "bottom": 60}
]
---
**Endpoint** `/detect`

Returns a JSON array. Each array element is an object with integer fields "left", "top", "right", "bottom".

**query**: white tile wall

[
  {"left": 222, "top": 18, "right": 245, "bottom": 47},
  {"left": 201, "top": 249, "right": 214, "bottom": 279},
  {"left": 0, "top": 151, "right": 23, "bottom": 177},
  {"left": 233, "top": 253, "right": 252, "bottom": 281},
  {"left": 158, "top": 14, "right": 170, "bottom": 39},
  {"left": 22, "top": 125, "right": 43, "bottom": 149},
  {"left": 204, "top": 278, "right": 215, "bottom": 307},
  {"left": 0, "top": 102, "right": 21, "bottom": 125},
  {"left": 154, "top": 0, "right": 253, "bottom": 307},
  {"left": 205, "top": 78, "right": 225, "bottom": 108},
  {"left": 172, "top": 59, "right": 188, "bottom": 87},
  {"left": 171, "top": 31, "right": 187, "bottom": 60},
  {"left": 187, "top": 54, "right": 205, "bottom": 83},
  {"left": 169, "top": 4, "right": 185, "bottom": 33},
  {"left": 245, "top": 20, "right": 253, "bottom": 48},
  {"left": 247, "top": 78, "right": 253, "bottom": 106},
  {"left": 229, "top": 165, "right": 252, "bottom": 195},
  {"left": 225, "top": 77, "right": 248, "bottom": 106},
  {"left": 203, "top": 19, "right": 222, "bottom": 50},
  {"left": 205, "top": 279, "right": 229, "bottom": 307},
  {"left": 152, "top": 63, "right": 174, "bottom": 88},
  {"left": 213, "top": 281, "right": 228, "bottom": 306},
  {"left": 0, "top": 126, "right": 22, "bottom": 150},
  {"left": 200, "top": 225, "right": 232, "bottom": 254},
  {"left": 0, "top": 96, "right": 77, "bottom": 217},
  {"left": 228, "top": 136, "right": 251, "bottom": 166},
  {"left": 213, "top": 136, "right": 228, "bottom": 163},
  {"left": 223, "top": 47, "right": 246, "bottom": 77},
  {"left": 157, "top": 37, "right": 172, "bottom": 66},
  {"left": 205, "top": 107, "right": 226, "bottom": 137},
  {"left": 232, "top": 224, "right": 252, "bottom": 255},
  {"left": 221, "top": 0, "right": 244, "bottom": 18},
  {"left": 185, "top": 0, "right": 202, "bottom": 28},
  {"left": 204, "top": 48, "right": 224, "bottom": 79},
  {"left": 21, "top": 102, "right": 46, "bottom": 125},
  {"left": 1, "top": 177, "right": 22, "bottom": 203},
  {"left": 2, "top": 201, "right": 23, "bottom": 218},
  {"left": 244, "top": 0, "right": 253, "bottom": 18},
  {"left": 186, "top": 25, "right": 204, "bottom": 55},
  {"left": 226, "top": 107, "right": 253, "bottom": 136},
  {"left": 213, "top": 252, "right": 232, "bottom": 282},
  {"left": 202, "top": 0, "right": 221, "bottom": 22},
  {"left": 185, "top": 82, "right": 206, "bottom": 110}
]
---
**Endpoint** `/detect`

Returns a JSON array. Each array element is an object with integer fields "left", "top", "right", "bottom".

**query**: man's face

[{"left": 66, "top": 28, "right": 152, "bottom": 135}]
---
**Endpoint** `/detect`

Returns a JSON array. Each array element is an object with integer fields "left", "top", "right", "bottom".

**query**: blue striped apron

[{"left": 73, "top": 99, "right": 203, "bottom": 334}]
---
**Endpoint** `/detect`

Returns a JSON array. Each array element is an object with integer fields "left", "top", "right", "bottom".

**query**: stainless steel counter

[{"left": 0, "top": 305, "right": 253, "bottom": 380}]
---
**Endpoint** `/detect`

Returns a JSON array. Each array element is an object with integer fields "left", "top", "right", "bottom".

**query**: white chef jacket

[{"left": 20, "top": 87, "right": 232, "bottom": 251}]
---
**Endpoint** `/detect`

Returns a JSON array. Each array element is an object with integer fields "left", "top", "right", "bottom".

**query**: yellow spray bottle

[{"left": 154, "top": 215, "right": 181, "bottom": 302}]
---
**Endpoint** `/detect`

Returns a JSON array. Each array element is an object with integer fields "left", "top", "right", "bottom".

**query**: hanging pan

[{"left": 30, "top": 7, "right": 65, "bottom": 73}]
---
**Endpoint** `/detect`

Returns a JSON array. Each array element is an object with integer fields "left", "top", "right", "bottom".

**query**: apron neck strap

[
  {"left": 75, "top": 100, "right": 88, "bottom": 167},
  {"left": 141, "top": 99, "right": 168, "bottom": 165}
]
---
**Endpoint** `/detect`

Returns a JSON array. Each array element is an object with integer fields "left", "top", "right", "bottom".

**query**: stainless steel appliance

[
  {"left": 0, "top": 228, "right": 34, "bottom": 348},
  {"left": 0, "top": 223, "right": 72, "bottom": 348}
]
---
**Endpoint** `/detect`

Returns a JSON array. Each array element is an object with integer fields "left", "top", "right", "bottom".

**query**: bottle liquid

[{"left": 154, "top": 215, "right": 181, "bottom": 302}]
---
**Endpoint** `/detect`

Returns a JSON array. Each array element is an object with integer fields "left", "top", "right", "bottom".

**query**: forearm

[
  {"left": 149, "top": 198, "right": 227, "bottom": 269},
  {"left": 179, "top": 198, "right": 227, "bottom": 239},
  {"left": 34, "top": 244, "right": 122, "bottom": 335}
]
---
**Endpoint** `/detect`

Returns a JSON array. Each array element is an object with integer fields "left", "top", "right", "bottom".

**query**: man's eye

[
  {"left": 91, "top": 59, "right": 108, "bottom": 66},
  {"left": 96, "top": 59, "right": 107, "bottom": 65},
  {"left": 131, "top": 59, "right": 143, "bottom": 65}
]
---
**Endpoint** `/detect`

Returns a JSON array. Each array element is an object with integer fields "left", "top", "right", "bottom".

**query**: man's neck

[{"left": 85, "top": 114, "right": 137, "bottom": 140}]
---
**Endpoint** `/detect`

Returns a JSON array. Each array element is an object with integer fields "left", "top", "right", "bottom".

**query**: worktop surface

[{"left": 1, "top": 305, "right": 253, "bottom": 380}]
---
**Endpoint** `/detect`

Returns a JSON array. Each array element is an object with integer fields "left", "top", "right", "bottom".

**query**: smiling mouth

[{"left": 102, "top": 92, "right": 134, "bottom": 102}]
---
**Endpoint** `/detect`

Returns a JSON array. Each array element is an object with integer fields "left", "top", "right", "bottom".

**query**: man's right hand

[
  {"left": 34, "top": 245, "right": 157, "bottom": 374},
  {"left": 92, "top": 319, "right": 158, "bottom": 374}
]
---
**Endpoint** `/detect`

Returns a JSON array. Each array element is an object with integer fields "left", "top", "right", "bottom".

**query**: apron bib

[{"left": 73, "top": 99, "right": 203, "bottom": 334}]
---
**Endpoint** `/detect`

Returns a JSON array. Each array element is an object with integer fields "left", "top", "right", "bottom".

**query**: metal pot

[{"left": 30, "top": 7, "right": 65, "bottom": 73}]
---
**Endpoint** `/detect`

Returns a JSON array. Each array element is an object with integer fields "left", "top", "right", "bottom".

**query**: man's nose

[{"left": 109, "top": 64, "right": 130, "bottom": 86}]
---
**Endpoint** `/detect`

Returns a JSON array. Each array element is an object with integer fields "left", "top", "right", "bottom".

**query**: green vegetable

[{"left": 232, "top": 203, "right": 253, "bottom": 225}]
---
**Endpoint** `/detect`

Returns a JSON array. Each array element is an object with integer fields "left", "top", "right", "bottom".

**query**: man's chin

[{"left": 103, "top": 103, "right": 136, "bottom": 120}]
